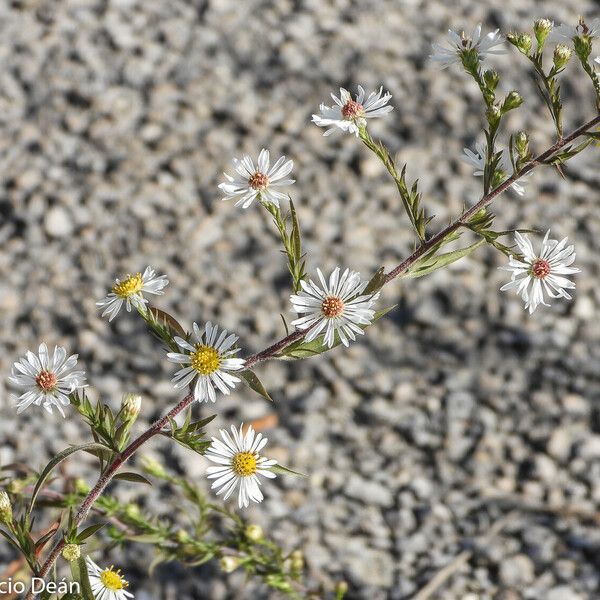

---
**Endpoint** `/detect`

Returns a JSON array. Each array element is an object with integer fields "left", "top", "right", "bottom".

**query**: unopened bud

[
  {"left": 515, "top": 131, "right": 530, "bottom": 158},
  {"left": 142, "top": 456, "right": 167, "bottom": 478},
  {"left": 7, "top": 480, "right": 24, "bottom": 495},
  {"left": 486, "top": 105, "right": 502, "bottom": 126},
  {"left": 74, "top": 478, "right": 90, "bottom": 495},
  {"left": 507, "top": 32, "right": 532, "bottom": 55},
  {"left": 290, "top": 549, "right": 304, "bottom": 572},
  {"left": 553, "top": 44, "right": 573, "bottom": 70},
  {"left": 335, "top": 581, "right": 349, "bottom": 598},
  {"left": 534, "top": 19, "right": 553, "bottom": 47},
  {"left": 120, "top": 393, "right": 142, "bottom": 423},
  {"left": 0, "top": 491, "right": 12, "bottom": 525},
  {"left": 62, "top": 544, "right": 81, "bottom": 562},
  {"left": 245, "top": 524, "right": 264, "bottom": 542},
  {"left": 502, "top": 91, "right": 524, "bottom": 112},
  {"left": 125, "top": 503, "right": 141, "bottom": 519},
  {"left": 483, "top": 69, "right": 499, "bottom": 91},
  {"left": 176, "top": 529, "right": 191, "bottom": 543},
  {"left": 220, "top": 556, "right": 240, "bottom": 573}
]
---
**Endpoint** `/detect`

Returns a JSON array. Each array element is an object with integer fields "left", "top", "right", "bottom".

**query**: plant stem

[
  {"left": 246, "top": 112, "right": 600, "bottom": 366},
  {"left": 28, "top": 392, "right": 195, "bottom": 599},
  {"left": 28, "top": 112, "right": 600, "bottom": 597}
]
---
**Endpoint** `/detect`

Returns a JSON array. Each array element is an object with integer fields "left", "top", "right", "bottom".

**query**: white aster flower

[
  {"left": 548, "top": 17, "right": 600, "bottom": 44},
  {"left": 312, "top": 85, "right": 393, "bottom": 137},
  {"left": 96, "top": 267, "right": 168, "bottom": 322},
  {"left": 499, "top": 230, "right": 580, "bottom": 314},
  {"left": 8, "top": 343, "right": 86, "bottom": 416},
  {"left": 595, "top": 56, "right": 600, "bottom": 66},
  {"left": 167, "top": 322, "right": 245, "bottom": 403},
  {"left": 430, "top": 23, "right": 505, "bottom": 68},
  {"left": 290, "top": 267, "right": 379, "bottom": 348},
  {"left": 462, "top": 142, "right": 527, "bottom": 196},
  {"left": 218, "top": 149, "right": 294, "bottom": 209},
  {"left": 205, "top": 424, "right": 277, "bottom": 509},
  {"left": 86, "top": 556, "right": 133, "bottom": 600}
]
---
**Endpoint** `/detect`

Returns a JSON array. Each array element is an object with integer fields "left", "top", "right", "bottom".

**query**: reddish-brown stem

[
  {"left": 245, "top": 113, "right": 600, "bottom": 366},
  {"left": 28, "top": 392, "right": 194, "bottom": 598},
  {"left": 29, "top": 112, "right": 600, "bottom": 597}
]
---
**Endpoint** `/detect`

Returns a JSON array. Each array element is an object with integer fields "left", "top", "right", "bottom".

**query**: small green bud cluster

[
  {"left": 533, "top": 19, "right": 553, "bottom": 49},
  {"left": 0, "top": 490, "right": 13, "bottom": 525},
  {"left": 507, "top": 32, "right": 532, "bottom": 56},
  {"left": 502, "top": 91, "right": 524, "bottom": 113},
  {"left": 120, "top": 393, "right": 142, "bottom": 423},
  {"left": 62, "top": 543, "right": 81, "bottom": 562},
  {"left": 554, "top": 45, "right": 573, "bottom": 70}
]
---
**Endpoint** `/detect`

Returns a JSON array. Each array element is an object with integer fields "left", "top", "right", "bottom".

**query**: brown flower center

[
  {"left": 531, "top": 259, "right": 551, "bottom": 279},
  {"left": 321, "top": 296, "right": 345, "bottom": 318},
  {"left": 341, "top": 100, "right": 364, "bottom": 120},
  {"left": 36, "top": 370, "right": 57, "bottom": 391},
  {"left": 248, "top": 171, "right": 269, "bottom": 190}
]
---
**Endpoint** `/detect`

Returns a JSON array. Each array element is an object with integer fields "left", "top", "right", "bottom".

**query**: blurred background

[{"left": 1, "top": 1, "right": 599, "bottom": 598}]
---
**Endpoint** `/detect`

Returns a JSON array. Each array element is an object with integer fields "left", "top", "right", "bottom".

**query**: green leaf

[
  {"left": 363, "top": 267, "right": 386, "bottom": 295},
  {"left": 76, "top": 522, "right": 106, "bottom": 542},
  {"left": 289, "top": 198, "right": 302, "bottom": 264},
  {"left": 148, "top": 307, "right": 187, "bottom": 337},
  {"left": 405, "top": 239, "right": 486, "bottom": 278},
  {"left": 112, "top": 472, "right": 153, "bottom": 486},
  {"left": 28, "top": 443, "right": 110, "bottom": 516},
  {"left": 71, "top": 555, "right": 95, "bottom": 600},
  {"left": 239, "top": 370, "right": 273, "bottom": 401},
  {"left": 271, "top": 464, "right": 307, "bottom": 477},
  {"left": 278, "top": 305, "right": 396, "bottom": 359}
]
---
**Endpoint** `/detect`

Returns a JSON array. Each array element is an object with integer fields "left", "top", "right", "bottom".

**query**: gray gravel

[{"left": 1, "top": 1, "right": 600, "bottom": 599}]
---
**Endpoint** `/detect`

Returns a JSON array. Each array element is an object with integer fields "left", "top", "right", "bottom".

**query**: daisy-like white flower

[
  {"left": 8, "top": 343, "right": 86, "bottom": 416},
  {"left": 312, "top": 86, "right": 393, "bottom": 137},
  {"left": 86, "top": 556, "right": 133, "bottom": 600},
  {"left": 290, "top": 267, "right": 379, "bottom": 348},
  {"left": 205, "top": 424, "right": 277, "bottom": 509},
  {"left": 167, "top": 322, "right": 245, "bottom": 403},
  {"left": 430, "top": 23, "right": 505, "bottom": 68},
  {"left": 499, "top": 230, "right": 580, "bottom": 314},
  {"left": 218, "top": 149, "right": 294, "bottom": 209},
  {"left": 462, "top": 142, "right": 527, "bottom": 196},
  {"left": 96, "top": 267, "right": 168, "bottom": 322},
  {"left": 548, "top": 17, "right": 600, "bottom": 45}
]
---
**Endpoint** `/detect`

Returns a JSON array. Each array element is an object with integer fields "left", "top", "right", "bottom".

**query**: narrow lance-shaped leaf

[
  {"left": 28, "top": 443, "right": 110, "bottom": 516},
  {"left": 405, "top": 239, "right": 486, "bottom": 279},
  {"left": 239, "top": 370, "right": 273, "bottom": 401}
]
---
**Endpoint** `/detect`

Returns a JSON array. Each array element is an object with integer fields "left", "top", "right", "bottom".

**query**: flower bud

[
  {"left": 245, "top": 524, "right": 264, "bottom": 542},
  {"left": 486, "top": 105, "right": 502, "bottom": 126},
  {"left": 335, "top": 581, "right": 349, "bottom": 597},
  {"left": 507, "top": 32, "right": 532, "bottom": 55},
  {"left": 125, "top": 503, "right": 141, "bottom": 519},
  {"left": 142, "top": 456, "right": 167, "bottom": 478},
  {"left": 7, "top": 479, "right": 24, "bottom": 494},
  {"left": 220, "top": 556, "right": 240, "bottom": 573},
  {"left": 290, "top": 549, "right": 304, "bottom": 572},
  {"left": 483, "top": 69, "right": 499, "bottom": 91},
  {"left": 120, "top": 393, "right": 142, "bottom": 423},
  {"left": 62, "top": 544, "right": 81, "bottom": 562},
  {"left": 515, "top": 131, "right": 530, "bottom": 158},
  {"left": 74, "top": 478, "right": 91, "bottom": 495},
  {"left": 553, "top": 44, "right": 573, "bottom": 70},
  {"left": 502, "top": 91, "right": 524, "bottom": 112},
  {"left": 0, "top": 491, "right": 13, "bottom": 525},
  {"left": 534, "top": 19, "right": 553, "bottom": 47},
  {"left": 176, "top": 529, "right": 191, "bottom": 543}
]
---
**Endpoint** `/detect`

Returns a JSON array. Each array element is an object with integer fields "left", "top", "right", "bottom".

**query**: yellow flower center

[
  {"left": 112, "top": 273, "right": 144, "bottom": 298},
  {"left": 191, "top": 345, "right": 221, "bottom": 375},
  {"left": 232, "top": 451, "right": 258, "bottom": 477},
  {"left": 100, "top": 567, "right": 128, "bottom": 591}
]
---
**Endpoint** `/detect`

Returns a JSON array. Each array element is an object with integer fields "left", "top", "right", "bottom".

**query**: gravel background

[{"left": 1, "top": 1, "right": 600, "bottom": 599}]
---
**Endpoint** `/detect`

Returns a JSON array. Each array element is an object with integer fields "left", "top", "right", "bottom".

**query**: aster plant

[{"left": 2, "top": 16, "right": 600, "bottom": 600}]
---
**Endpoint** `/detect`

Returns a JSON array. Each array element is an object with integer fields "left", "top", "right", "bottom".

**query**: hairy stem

[
  {"left": 29, "top": 112, "right": 600, "bottom": 597},
  {"left": 28, "top": 392, "right": 195, "bottom": 598},
  {"left": 247, "top": 112, "right": 600, "bottom": 365}
]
